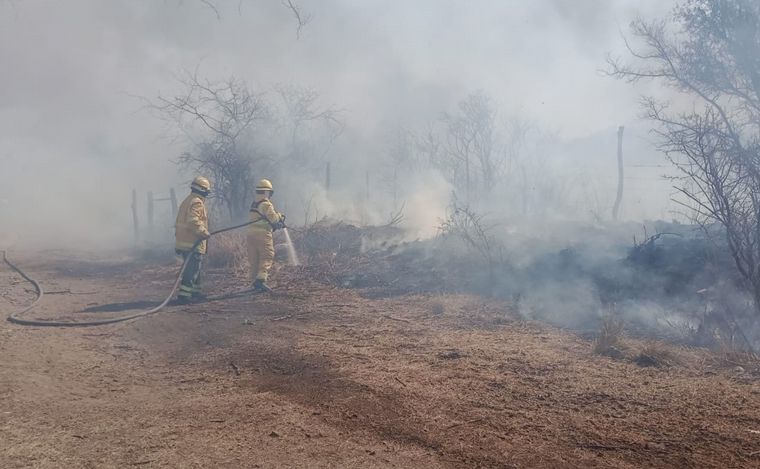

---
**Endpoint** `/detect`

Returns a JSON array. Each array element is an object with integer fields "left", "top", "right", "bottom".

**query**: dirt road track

[{"left": 2, "top": 252, "right": 760, "bottom": 468}]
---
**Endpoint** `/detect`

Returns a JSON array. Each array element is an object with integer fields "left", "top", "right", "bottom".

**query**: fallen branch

[
  {"left": 577, "top": 443, "right": 623, "bottom": 451},
  {"left": 302, "top": 331, "right": 329, "bottom": 339},
  {"left": 384, "top": 202, "right": 405, "bottom": 227},
  {"left": 383, "top": 315, "right": 412, "bottom": 324},
  {"left": 446, "top": 418, "right": 484, "bottom": 430},
  {"left": 394, "top": 377, "right": 407, "bottom": 387},
  {"left": 229, "top": 362, "right": 241, "bottom": 376},
  {"left": 46, "top": 289, "right": 97, "bottom": 295},
  {"left": 271, "top": 314, "right": 293, "bottom": 322}
]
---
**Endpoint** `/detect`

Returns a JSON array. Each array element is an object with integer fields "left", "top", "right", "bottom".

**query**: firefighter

[
  {"left": 247, "top": 178, "right": 285, "bottom": 292},
  {"left": 174, "top": 176, "right": 211, "bottom": 303}
]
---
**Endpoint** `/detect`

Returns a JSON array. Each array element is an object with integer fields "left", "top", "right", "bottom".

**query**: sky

[{"left": 0, "top": 0, "right": 680, "bottom": 246}]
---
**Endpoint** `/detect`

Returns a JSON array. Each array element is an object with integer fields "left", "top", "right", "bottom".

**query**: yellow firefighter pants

[{"left": 247, "top": 229, "right": 274, "bottom": 282}]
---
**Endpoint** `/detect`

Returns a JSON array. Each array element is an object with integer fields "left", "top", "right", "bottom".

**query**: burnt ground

[{"left": 1, "top": 250, "right": 760, "bottom": 468}]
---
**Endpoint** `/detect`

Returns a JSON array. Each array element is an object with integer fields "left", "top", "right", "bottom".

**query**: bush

[
  {"left": 206, "top": 231, "right": 249, "bottom": 277},
  {"left": 634, "top": 342, "right": 678, "bottom": 368},
  {"left": 592, "top": 313, "right": 626, "bottom": 359}
]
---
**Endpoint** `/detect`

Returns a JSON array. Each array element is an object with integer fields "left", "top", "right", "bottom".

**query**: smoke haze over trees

[
  {"left": 1, "top": 0, "right": 682, "bottom": 246},
  {"left": 610, "top": 0, "right": 760, "bottom": 318}
]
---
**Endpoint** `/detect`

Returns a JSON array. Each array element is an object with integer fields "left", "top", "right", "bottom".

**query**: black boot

[
  {"left": 253, "top": 279, "right": 272, "bottom": 293},
  {"left": 175, "top": 296, "right": 191, "bottom": 305},
  {"left": 191, "top": 292, "right": 207, "bottom": 303}
]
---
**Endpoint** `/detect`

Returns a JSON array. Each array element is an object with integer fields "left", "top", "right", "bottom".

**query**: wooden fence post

[
  {"left": 169, "top": 188, "right": 178, "bottom": 219},
  {"left": 147, "top": 191, "right": 154, "bottom": 235},
  {"left": 131, "top": 189, "right": 139, "bottom": 244},
  {"left": 612, "top": 126, "right": 625, "bottom": 221}
]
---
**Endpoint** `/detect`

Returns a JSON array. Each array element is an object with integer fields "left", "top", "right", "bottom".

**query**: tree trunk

[
  {"left": 465, "top": 154, "right": 471, "bottom": 205},
  {"left": 393, "top": 166, "right": 398, "bottom": 212},
  {"left": 612, "top": 126, "right": 625, "bottom": 221}
]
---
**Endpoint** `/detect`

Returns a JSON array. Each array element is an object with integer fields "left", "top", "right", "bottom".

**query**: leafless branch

[
  {"left": 282, "top": 0, "right": 312, "bottom": 39},
  {"left": 147, "top": 69, "right": 269, "bottom": 220},
  {"left": 609, "top": 2, "right": 760, "bottom": 318},
  {"left": 384, "top": 202, "right": 405, "bottom": 227},
  {"left": 199, "top": 0, "right": 220, "bottom": 20},
  {"left": 439, "top": 198, "right": 504, "bottom": 295}
]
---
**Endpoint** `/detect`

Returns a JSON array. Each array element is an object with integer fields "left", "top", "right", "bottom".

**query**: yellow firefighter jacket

[
  {"left": 175, "top": 193, "right": 210, "bottom": 253},
  {"left": 249, "top": 195, "right": 283, "bottom": 232}
]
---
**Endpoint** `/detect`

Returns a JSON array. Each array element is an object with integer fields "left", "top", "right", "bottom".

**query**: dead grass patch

[
  {"left": 430, "top": 301, "right": 445, "bottom": 315},
  {"left": 592, "top": 314, "right": 626, "bottom": 359},
  {"left": 634, "top": 341, "right": 679, "bottom": 368},
  {"left": 206, "top": 231, "right": 249, "bottom": 277},
  {"left": 713, "top": 349, "right": 760, "bottom": 373}
]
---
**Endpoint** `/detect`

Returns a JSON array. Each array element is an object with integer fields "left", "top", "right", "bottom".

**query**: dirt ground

[{"left": 2, "top": 250, "right": 760, "bottom": 468}]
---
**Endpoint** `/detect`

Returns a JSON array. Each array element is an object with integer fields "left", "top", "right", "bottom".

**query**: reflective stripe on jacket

[{"left": 175, "top": 193, "right": 209, "bottom": 253}]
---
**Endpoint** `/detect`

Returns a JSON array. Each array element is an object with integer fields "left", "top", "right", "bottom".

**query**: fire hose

[{"left": 2, "top": 220, "right": 256, "bottom": 327}]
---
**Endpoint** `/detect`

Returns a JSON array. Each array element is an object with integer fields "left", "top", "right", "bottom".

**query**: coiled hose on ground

[{"left": 2, "top": 221, "right": 255, "bottom": 327}]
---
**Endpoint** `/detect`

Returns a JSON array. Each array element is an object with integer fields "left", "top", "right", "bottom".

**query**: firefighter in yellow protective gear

[
  {"left": 174, "top": 176, "right": 211, "bottom": 303},
  {"left": 247, "top": 178, "right": 285, "bottom": 292}
]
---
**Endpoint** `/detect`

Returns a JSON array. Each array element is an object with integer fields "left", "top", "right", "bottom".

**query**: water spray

[{"left": 282, "top": 227, "right": 300, "bottom": 266}]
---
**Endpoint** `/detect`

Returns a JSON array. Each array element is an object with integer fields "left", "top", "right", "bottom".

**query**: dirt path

[{"left": 1, "top": 251, "right": 760, "bottom": 468}]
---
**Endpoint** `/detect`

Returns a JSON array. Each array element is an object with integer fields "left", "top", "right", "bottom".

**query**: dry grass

[
  {"left": 592, "top": 313, "right": 626, "bottom": 359},
  {"left": 634, "top": 341, "right": 679, "bottom": 368},
  {"left": 712, "top": 348, "right": 760, "bottom": 374},
  {"left": 206, "top": 231, "right": 249, "bottom": 277},
  {"left": 7, "top": 249, "right": 760, "bottom": 468}
]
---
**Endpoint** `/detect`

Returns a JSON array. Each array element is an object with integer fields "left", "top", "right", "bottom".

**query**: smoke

[
  {"left": 1, "top": 0, "right": 678, "bottom": 250},
  {"left": 7, "top": 0, "right": 757, "bottom": 348},
  {"left": 428, "top": 217, "right": 756, "bottom": 345}
]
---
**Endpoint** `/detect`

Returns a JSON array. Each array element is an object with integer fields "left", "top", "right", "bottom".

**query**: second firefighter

[{"left": 247, "top": 178, "right": 286, "bottom": 292}]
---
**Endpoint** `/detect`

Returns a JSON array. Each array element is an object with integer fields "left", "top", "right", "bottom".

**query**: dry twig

[
  {"left": 383, "top": 315, "right": 412, "bottom": 324},
  {"left": 446, "top": 418, "right": 484, "bottom": 430},
  {"left": 282, "top": 0, "right": 312, "bottom": 39},
  {"left": 302, "top": 331, "right": 329, "bottom": 339}
]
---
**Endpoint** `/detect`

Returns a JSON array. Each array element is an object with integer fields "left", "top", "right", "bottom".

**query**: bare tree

[
  {"left": 503, "top": 116, "right": 532, "bottom": 215},
  {"left": 608, "top": 0, "right": 760, "bottom": 316},
  {"left": 274, "top": 83, "right": 344, "bottom": 169},
  {"left": 422, "top": 96, "right": 565, "bottom": 216},
  {"left": 439, "top": 197, "right": 503, "bottom": 295},
  {"left": 439, "top": 92, "right": 501, "bottom": 203},
  {"left": 382, "top": 124, "right": 418, "bottom": 211},
  {"left": 151, "top": 70, "right": 269, "bottom": 220},
  {"left": 499, "top": 117, "right": 564, "bottom": 217},
  {"left": 417, "top": 122, "right": 444, "bottom": 174}
]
